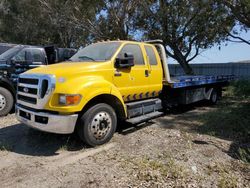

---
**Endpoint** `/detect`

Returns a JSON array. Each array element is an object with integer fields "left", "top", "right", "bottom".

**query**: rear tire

[
  {"left": 77, "top": 103, "right": 117, "bottom": 147},
  {"left": 0, "top": 87, "right": 14, "bottom": 117},
  {"left": 209, "top": 89, "right": 218, "bottom": 105}
]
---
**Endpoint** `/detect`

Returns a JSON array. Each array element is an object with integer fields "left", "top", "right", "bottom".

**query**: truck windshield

[
  {"left": 0, "top": 46, "right": 23, "bottom": 60},
  {"left": 70, "top": 42, "right": 121, "bottom": 62}
]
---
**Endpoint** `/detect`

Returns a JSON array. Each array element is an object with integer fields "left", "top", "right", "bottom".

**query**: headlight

[{"left": 59, "top": 94, "right": 82, "bottom": 105}]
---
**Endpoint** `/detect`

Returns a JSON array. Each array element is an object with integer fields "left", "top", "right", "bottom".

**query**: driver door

[{"left": 113, "top": 43, "right": 150, "bottom": 102}]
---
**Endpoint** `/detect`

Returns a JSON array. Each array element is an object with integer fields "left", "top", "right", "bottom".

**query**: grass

[
  {"left": 229, "top": 80, "right": 250, "bottom": 98},
  {"left": 121, "top": 153, "right": 188, "bottom": 186},
  {"left": 197, "top": 80, "right": 250, "bottom": 163},
  {"left": 218, "top": 172, "right": 238, "bottom": 188},
  {"left": 207, "top": 163, "right": 239, "bottom": 188}
]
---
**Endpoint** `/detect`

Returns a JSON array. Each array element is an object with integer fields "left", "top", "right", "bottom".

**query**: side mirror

[
  {"left": 10, "top": 59, "right": 16, "bottom": 65},
  {"left": 115, "top": 53, "right": 135, "bottom": 68}
]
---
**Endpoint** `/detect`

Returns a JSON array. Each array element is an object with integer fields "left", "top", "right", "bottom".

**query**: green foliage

[
  {"left": 218, "top": 0, "right": 250, "bottom": 45},
  {"left": 0, "top": 0, "right": 102, "bottom": 47},
  {"left": 94, "top": 0, "right": 140, "bottom": 40},
  {"left": 222, "top": 0, "right": 250, "bottom": 28},
  {"left": 231, "top": 80, "right": 250, "bottom": 98}
]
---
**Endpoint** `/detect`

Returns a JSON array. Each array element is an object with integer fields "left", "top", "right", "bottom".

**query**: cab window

[
  {"left": 118, "top": 44, "right": 145, "bottom": 65},
  {"left": 13, "top": 48, "right": 44, "bottom": 64},
  {"left": 145, "top": 46, "right": 158, "bottom": 65}
]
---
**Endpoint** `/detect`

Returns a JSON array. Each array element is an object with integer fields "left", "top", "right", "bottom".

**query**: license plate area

[{"left": 19, "top": 110, "right": 31, "bottom": 120}]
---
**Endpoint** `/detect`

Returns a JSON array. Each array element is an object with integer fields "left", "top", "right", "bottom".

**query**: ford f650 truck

[{"left": 15, "top": 40, "right": 234, "bottom": 146}]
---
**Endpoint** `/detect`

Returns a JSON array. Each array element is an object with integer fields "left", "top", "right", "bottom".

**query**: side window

[
  {"left": 118, "top": 44, "right": 144, "bottom": 65},
  {"left": 145, "top": 46, "right": 158, "bottom": 65},
  {"left": 13, "top": 49, "right": 26, "bottom": 62},
  {"left": 13, "top": 48, "right": 44, "bottom": 64},
  {"left": 30, "top": 49, "right": 43, "bottom": 63}
]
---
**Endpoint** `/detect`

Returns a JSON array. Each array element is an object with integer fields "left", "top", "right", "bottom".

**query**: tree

[
  {"left": 0, "top": 0, "right": 102, "bottom": 47},
  {"left": 98, "top": 0, "right": 139, "bottom": 40},
  {"left": 0, "top": 0, "right": 50, "bottom": 45},
  {"left": 220, "top": 0, "right": 250, "bottom": 45},
  {"left": 223, "top": 0, "right": 250, "bottom": 27},
  {"left": 38, "top": 0, "right": 103, "bottom": 47},
  {"left": 137, "top": 0, "right": 233, "bottom": 74},
  {"left": 87, "top": 0, "right": 140, "bottom": 40}
]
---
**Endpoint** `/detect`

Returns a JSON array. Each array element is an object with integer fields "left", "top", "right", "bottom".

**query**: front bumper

[{"left": 15, "top": 105, "right": 78, "bottom": 134}]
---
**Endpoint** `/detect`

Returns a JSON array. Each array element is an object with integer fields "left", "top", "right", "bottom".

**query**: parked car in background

[
  {"left": 0, "top": 43, "right": 17, "bottom": 55},
  {"left": 0, "top": 44, "right": 77, "bottom": 116}
]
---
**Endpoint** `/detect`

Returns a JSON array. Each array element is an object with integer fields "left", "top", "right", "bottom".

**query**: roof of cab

[{"left": 95, "top": 40, "right": 157, "bottom": 46}]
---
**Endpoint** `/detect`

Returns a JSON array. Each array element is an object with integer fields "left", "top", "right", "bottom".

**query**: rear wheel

[
  {"left": 0, "top": 87, "right": 14, "bottom": 116},
  {"left": 209, "top": 89, "right": 218, "bottom": 105},
  {"left": 77, "top": 103, "right": 117, "bottom": 147}
]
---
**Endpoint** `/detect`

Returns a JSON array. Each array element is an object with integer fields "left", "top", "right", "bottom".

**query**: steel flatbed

[{"left": 164, "top": 75, "right": 235, "bottom": 88}]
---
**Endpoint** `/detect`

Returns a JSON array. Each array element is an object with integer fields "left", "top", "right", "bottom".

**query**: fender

[
  {"left": 0, "top": 76, "right": 16, "bottom": 96},
  {"left": 45, "top": 76, "right": 127, "bottom": 115}
]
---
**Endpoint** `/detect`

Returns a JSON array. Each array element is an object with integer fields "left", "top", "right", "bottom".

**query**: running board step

[
  {"left": 126, "top": 98, "right": 162, "bottom": 119},
  {"left": 126, "top": 111, "right": 164, "bottom": 124}
]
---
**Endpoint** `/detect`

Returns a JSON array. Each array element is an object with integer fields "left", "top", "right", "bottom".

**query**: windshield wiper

[{"left": 78, "top": 56, "right": 96, "bottom": 61}]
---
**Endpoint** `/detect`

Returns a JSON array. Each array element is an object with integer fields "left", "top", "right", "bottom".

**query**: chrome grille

[
  {"left": 17, "top": 74, "right": 56, "bottom": 109},
  {"left": 18, "top": 78, "right": 39, "bottom": 85}
]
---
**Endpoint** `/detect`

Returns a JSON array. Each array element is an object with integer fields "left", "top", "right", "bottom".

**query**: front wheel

[
  {"left": 0, "top": 87, "right": 14, "bottom": 117},
  {"left": 77, "top": 103, "right": 117, "bottom": 147}
]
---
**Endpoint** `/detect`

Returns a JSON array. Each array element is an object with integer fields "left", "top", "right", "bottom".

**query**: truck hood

[
  {"left": 0, "top": 60, "right": 7, "bottom": 64},
  {"left": 24, "top": 61, "right": 111, "bottom": 78}
]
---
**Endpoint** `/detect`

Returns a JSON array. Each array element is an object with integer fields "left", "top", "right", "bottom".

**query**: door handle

[{"left": 145, "top": 70, "right": 150, "bottom": 77}]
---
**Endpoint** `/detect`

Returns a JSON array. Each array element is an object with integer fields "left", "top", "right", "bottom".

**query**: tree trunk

[
  {"left": 178, "top": 59, "right": 194, "bottom": 75},
  {"left": 170, "top": 46, "right": 195, "bottom": 75}
]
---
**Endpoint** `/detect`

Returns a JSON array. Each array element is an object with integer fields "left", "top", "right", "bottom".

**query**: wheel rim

[
  {"left": 90, "top": 111, "right": 112, "bottom": 140},
  {"left": 0, "top": 94, "right": 6, "bottom": 111}
]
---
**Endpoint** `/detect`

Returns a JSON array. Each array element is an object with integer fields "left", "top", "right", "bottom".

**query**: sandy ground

[{"left": 0, "top": 103, "right": 249, "bottom": 188}]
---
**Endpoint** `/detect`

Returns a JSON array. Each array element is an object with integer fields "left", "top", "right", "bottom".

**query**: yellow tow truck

[{"left": 16, "top": 40, "right": 234, "bottom": 146}]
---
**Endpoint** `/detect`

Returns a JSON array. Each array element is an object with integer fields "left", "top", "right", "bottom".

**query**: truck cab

[
  {"left": 0, "top": 45, "right": 76, "bottom": 116},
  {"left": 15, "top": 40, "right": 234, "bottom": 146}
]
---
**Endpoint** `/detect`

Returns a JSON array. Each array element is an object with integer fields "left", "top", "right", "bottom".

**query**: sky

[{"left": 169, "top": 31, "right": 250, "bottom": 64}]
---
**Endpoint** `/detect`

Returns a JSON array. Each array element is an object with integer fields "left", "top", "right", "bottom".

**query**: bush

[{"left": 231, "top": 80, "right": 250, "bottom": 98}]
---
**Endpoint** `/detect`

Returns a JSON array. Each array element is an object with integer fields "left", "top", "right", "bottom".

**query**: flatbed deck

[{"left": 164, "top": 75, "right": 235, "bottom": 88}]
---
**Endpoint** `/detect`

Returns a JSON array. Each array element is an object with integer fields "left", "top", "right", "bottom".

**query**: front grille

[
  {"left": 41, "top": 79, "right": 48, "bottom": 98},
  {"left": 17, "top": 74, "right": 56, "bottom": 109},
  {"left": 18, "top": 86, "right": 37, "bottom": 95},
  {"left": 19, "top": 78, "right": 39, "bottom": 85},
  {"left": 17, "top": 95, "right": 37, "bottom": 104}
]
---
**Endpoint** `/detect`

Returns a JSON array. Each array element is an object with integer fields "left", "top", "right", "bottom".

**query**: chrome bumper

[{"left": 15, "top": 105, "right": 78, "bottom": 134}]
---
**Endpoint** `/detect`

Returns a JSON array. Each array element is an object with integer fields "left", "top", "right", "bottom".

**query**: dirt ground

[{"left": 0, "top": 99, "right": 249, "bottom": 187}]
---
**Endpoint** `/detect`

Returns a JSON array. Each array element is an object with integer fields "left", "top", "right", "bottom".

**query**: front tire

[
  {"left": 77, "top": 103, "right": 117, "bottom": 147},
  {"left": 0, "top": 87, "right": 14, "bottom": 117}
]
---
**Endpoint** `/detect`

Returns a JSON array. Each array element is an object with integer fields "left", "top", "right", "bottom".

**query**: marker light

[{"left": 59, "top": 94, "right": 82, "bottom": 105}]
